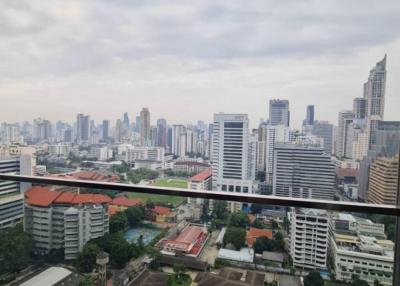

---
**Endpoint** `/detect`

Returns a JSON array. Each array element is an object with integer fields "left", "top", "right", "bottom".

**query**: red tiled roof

[
  {"left": 246, "top": 227, "right": 273, "bottom": 247},
  {"left": 25, "top": 187, "right": 112, "bottom": 207},
  {"left": 189, "top": 169, "right": 212, "bottom": 182},
  {"left": 108, "top": 205, "right": 121, "bottom": 216},
  {"left": 153, "top": 206, "right": 170, "bottom": 215},
  {"left": 25, "top": 186, "right": 60, "bottom": 207},
  {"left": 111, "top": 196, "right": 142, "bottom": 207},
  {"left": 175, "top": 225, "right": 204, "bottom": 244},
  {"left": 51, "top": 171, "right": 118, "bottom": 182}
]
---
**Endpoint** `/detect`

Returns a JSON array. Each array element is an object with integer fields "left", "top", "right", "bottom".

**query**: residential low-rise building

[
  {"left": 329, "top": 213, "right": 393, "bottom": 286},
  {"left": 288, "top": 208, "right": 329, "bottom": 270},
  {"left": 24, "top": 186, "right": 111, "bottom": 260}
]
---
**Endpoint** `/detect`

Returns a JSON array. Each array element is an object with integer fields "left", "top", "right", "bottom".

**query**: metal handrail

[{"left": 1, "top": 173, "right": 400, "bottom": 216}]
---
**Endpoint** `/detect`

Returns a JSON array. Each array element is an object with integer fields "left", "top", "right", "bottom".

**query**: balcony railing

[{"left": 1, "top": 172, "right": 400, "bottom": 285}]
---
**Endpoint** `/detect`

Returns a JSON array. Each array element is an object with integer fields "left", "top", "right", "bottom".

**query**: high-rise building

[
  {"left": 273, "top": 143, "right": 335, "bottom": 200},
  {"left": 140, "top": 108, "right": 150, "bottom": 146},
  {"left": 364, "top": 55, "right": 387, "bottom": 147},
  {"left": 335, "top": 111, "right": 354, "bottom": 157},
  {"left": 156, "top": 118, "right": 167, "bottom": 148},
  {"left": 172, "top": 125, "right": 186, "bottom": 157},
  {"left": 24, "top": 187, "right": 111, "bottom": 260},
  {"left": 305, "top": 105, "right": 315, "bottom": 126},
  {"left": 269, "top": 99, "right": 290, "bottom": 126},
  {"left": 211, "top": 113, "right": 254, "bottom": 211},
  {"left": 311, "top": 121, "right": 333, "bottom": 155},
  {"left": 135, "top": 116, "right": 141, "bottom": 133},
  {"left": 33, "top": 118, "right": 52, "bottom": 142},
  {"left": 114, "top": 119, "right": 123, "bottom": 143},
  {"left": 123, "top": 112, "right": 130, "bottom": 127},
  {"left": 288, "top": 208, "right": 328, "bottom": 270},
  {"left": 102, "top": 120, "right": 110, "bottom": 141},
  {"left": 76, "top": 114, "right": 90, "bottom": 142},
  {"left": 353, "top": 98, "right": 367, "bottom": 119},
  {"left": 367, "top": 156, "right": 399, "bottom": 205},
  {"left": 150, "top": 126, "right": 157, "bottom": 147}
]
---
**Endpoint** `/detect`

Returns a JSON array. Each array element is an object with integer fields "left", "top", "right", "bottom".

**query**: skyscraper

[
  {"left": 311, "top": 121, "right": 333, "bottom": 155},
  {"left": 33, "top": 118, "right": 52, "bottom": 142},
  {"left": 273, "top": 143, "right": 335, "bottom": 200},
  {"left": 305, "top": 105, "right": 315, "bottom": 126},
  {"left": 172, "top": 125, "right": 186, "bottom": 157},
  {"left": 353, "top": 98, "right": 367, "bottom": 119},
  {"left": 102, "top": 120, "right": 109, "bottom": 141},
  {"left": 364, "top": 55, "right": 387, "bottom": 147},
  {"left": 269, "top": 99, "right": 290, "bottom": 126},
  {"left": 140, "top": 108, "right": 150, "bottom": 146},
  {"left": 76, "top": 114, "right": 90, "bottom": 142},
  {"left": 335, "top": 111, "right": 353, "bottom": 157},
  {"left": 123, "top": 112, "right": 130, "bottom": 128},
  {"left": 211, "top": 113, "right": 254, "bottom": 212},
  {"left": 135, "top": 116, "right": 141, "bottom": 133},
  {"left": 156, "top": 118, "right": 167, "bottom": 148}
]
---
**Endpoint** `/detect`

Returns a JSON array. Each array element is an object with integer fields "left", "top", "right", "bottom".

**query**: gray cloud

[{"left": 0, "top": 0, "right": 399, "bottom": 127}]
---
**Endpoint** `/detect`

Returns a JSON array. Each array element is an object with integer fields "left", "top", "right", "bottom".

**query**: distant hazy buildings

[
  {"left": 273, "top": 143, "right": 335, "bottom": 200},
  {"left": 140, "top": 108, "right": 151, "bottom": 146},
  {"left": 156, "top": 118, "right": 167, "bottom": 148},
  {"left": 269, "top": 99, "right": 290, "bottom": 127},
  {"left": 33, "top": 118, "right": 52, "bottom": 142},
  {"left": 172, "top": 125, "right": 187, "bottom": 157},
  {"left": 311, "top": 121, "right": 333, "bottom": 155},
  {"left": 353, "top": 98, "right": 367, "bottom": 119},
  {"left": 305, "top": 105, "right": 315, "bottom": 126},
  {"left": 76, "top": 114, "right": 90, "bottom": 143},
  {"left": 102, "top": 120, "right": 110, "bottom": 141},
  {"left": 335, "top": 111, "right": 354, "bottom": 158}
]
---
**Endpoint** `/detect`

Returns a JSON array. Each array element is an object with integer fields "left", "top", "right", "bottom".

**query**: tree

[
  {"left": 110, "top": 239, "right": 132, "bottom": 268},
  {"left": 253, "top": 237, "right": 275, "bottom": 253},
  {"left": 273, "top": 232, "right": 285, "bottom": 251},
  {"left": 145, "top": 200, "right": 155, "bottom": 210},
  {"left": 79, "top": 277, "right": 96, "bottom": 286},
  {"left": 125, "top": 205, "right": 144, "bottom": 227},
  {"left": 148, "top": 248, "right": 161, "bottom": 271},
  {"left": 0, "top": 225, "right": 33, "bottom": 275},
  {"left": 228, "top": 211, "right": 248, "bottom": 228},
  {"left": 350, "top": 276, "right": 369, "bottom": 286},
  {"left": 374, "top": 280, "right": 384, "bottom": 286},
  {"left": 109, "top": 212, "right": 128, "bottom": 233},
  {"left": 304, "top": 271, "right": 324, "bottom": 286},
  {"left": 173, "top": 263, "right": 187, "bottom": 280},
  {"left": 211, "top": 201, "right": 228, "bottom": 220},
  {"left": 77, "top": 244, "right": 100, "bottom": 273},
  {"left": 224, "top": 227, "right": 246, "bottom": 250}
]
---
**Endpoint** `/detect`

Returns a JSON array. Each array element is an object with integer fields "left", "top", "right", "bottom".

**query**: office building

[
  {"left": 24, "top": 186, "right": 111, "bottom": 260},
  {"left": 288, "top": 208, "right": 328, "bottom": 270},
  {"left": 140, "top": 108, "right": 150, "bottom": 146},
  {"left": 33, "top": 118, "right": 52, "bottom": 142},
  {"left": 211, "top": 113, "right": 254, "bottom": 211},
  {"left": 123, "top": 112, "right": 130, "bottom": 128},
  {"left": 269, "top": 99, "right": 290, "bottom": 126},
  {"left": 76, "top": 114, "right": 90, "bottom": 142},
  {"left": 353, "top": 98, "right": 367, "bottom": 119},
  {"left": 157, "top": 118, "right": 167, "bottom": 148},
  {"left": 367, "top": 156, "right": 399, "bottom": 205},
  {"left": 273, "top": 143, "right": 335, "bottom": 200},
  {"left": 305, "top": 105, "right": 315, "bottom": 126},
  {"left": 102, "top": 120, "right": 110, "bottom": 141},
  {"left": 311, "top": 121, "right": 333, "bottom": 155},
  {"left": 48, "top": 143, "right": 71, "bottom": 157}
]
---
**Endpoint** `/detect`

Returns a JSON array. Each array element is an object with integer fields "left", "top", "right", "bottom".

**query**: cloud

[{"left": 0, "top": 0, "right": 399, "bottom": 127}]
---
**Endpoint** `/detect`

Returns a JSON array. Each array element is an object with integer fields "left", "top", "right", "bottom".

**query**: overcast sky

[{"left": 0, "top": 0, "right": 399, "bottom": 129}]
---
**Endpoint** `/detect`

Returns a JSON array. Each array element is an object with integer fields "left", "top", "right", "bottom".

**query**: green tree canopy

[
  {"left": 304, "top": 271, "right": 324, "bottom": 286},
  {"left": 224, "top": 227, "right": 246, "bottom": 250},
  {"left": 212, "top": 201, "right": 228, "bottom": 220},
  {"left": 350, "top": 276, "right": 369, "bottom": 286},
  {"left": 173, "top": 263, "right": 187, "bottom": 280},
  {"left": 0, "top": 225, "right": 33, "bottom": 275},
  {"left": 228, "top": 211, "right": 248, "bottom": 228},
  {"left": 77, "top": 244, "right": 100, "bottom": 273},
  {"left": 125, "top": 205, "right": 144, "bottom": 227},
  {"left": 109, "top": 211, "right": 128, "bottom": 233}
]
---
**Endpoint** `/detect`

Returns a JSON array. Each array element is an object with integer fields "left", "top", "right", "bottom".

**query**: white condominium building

[
  {"left": 24, "top": 187, "right": 111, "bottom": 260},
  {"left": 288, "top": 208, "right": 329, "bottom": 270},
  {"left": 329, "top": 213, "right": 393, "bottom": 286}
]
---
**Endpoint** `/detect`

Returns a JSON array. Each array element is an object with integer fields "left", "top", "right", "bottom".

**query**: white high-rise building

[
  {"left": 172, "top": 125, "right": 186, "bottom": 157},
  {"left": 273, "top": 143, "right": 335, "bottom": 200},
  {"left": 336, "top": 111, "right": 354, "bottom": 157},
  {"left": 289, "top": 208, "right": 329, "bottom": 270},
  {"left": 211, "top": 113, "right": 254, "bottom": 211}
]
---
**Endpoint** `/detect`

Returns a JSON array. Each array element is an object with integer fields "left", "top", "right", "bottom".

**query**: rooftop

[
  {"left": 19, "top": 267, "right": 72, "bottom": 286},
  {"left": 111, "top": 196, "right": 142, "bottom": 207},
  {"left": 218, "top": 248, "right": 254, "bottom": 263},
  {"left": 246, "top": 227, "right": 273, "bottom": 247},
  {"left": 189, "top": 168, "right": 212, "bottom": 182}
]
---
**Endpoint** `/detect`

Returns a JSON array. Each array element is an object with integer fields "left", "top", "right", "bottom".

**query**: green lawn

[{"left": 127, "top": 178, "right": 187, "bottom": 207}]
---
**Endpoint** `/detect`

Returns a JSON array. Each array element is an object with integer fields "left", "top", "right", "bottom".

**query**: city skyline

[{"left": 1, "top": 1, "right": 400, "bottom": 128}]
